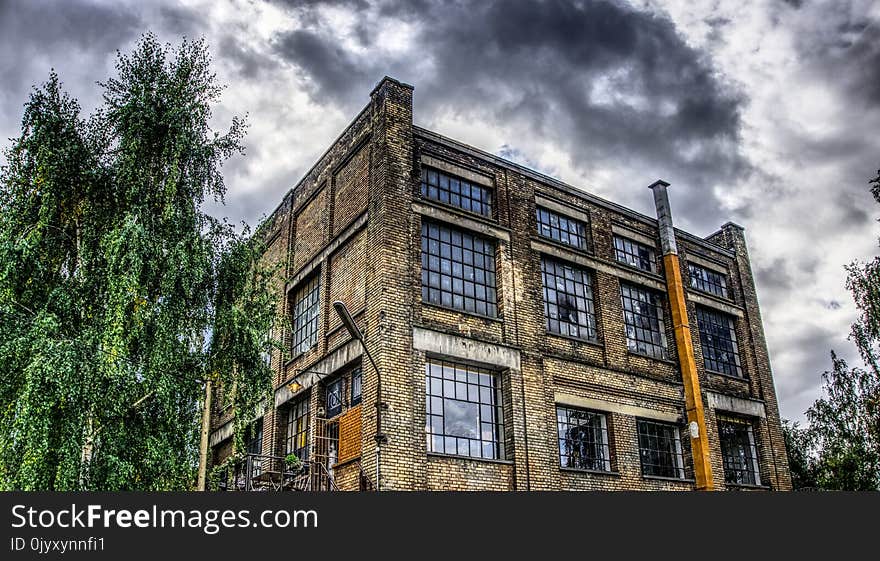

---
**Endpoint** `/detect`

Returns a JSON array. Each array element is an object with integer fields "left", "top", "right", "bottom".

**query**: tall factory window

[
  {"left": 421, "top": 221, "right": 498, "bottom": 317},
  {"left": 556, "top": 406, "right": 611, "bottom": 472},
  {"left": 425, "top": 359, "right": 504, "bottom": 460},
  {"left": 541, "top": 256, "right": 597, "bottom": 341},
  {"left": 620, "top": 282, "right": 667, "bottom": 359}
]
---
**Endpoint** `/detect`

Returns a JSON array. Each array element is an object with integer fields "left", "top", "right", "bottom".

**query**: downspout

[{"left": 648, "top": 180, "right": 715, "bottom": 491}]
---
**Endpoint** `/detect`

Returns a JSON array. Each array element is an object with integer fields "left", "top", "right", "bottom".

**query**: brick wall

[{"left": 209, "top": 76, "right": 791, "bottom": 492}]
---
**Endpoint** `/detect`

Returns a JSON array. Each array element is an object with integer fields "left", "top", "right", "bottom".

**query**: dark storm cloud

[
  {"left": 787, "top": 3, "right": 880, "bottom": 109},
  {"left": 271, "top": 0, "right": 749, "bottom": 231},
  {"left": 0, "top": 0, "right": 142, "bottom": 104}
]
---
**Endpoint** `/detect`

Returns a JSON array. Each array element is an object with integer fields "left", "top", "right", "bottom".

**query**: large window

[
  {"left": 541, "top": 256, "right": 597, "bottom": 341},
  {"left": 421, "top": 221, "right": 497, "bottom": 317},
  {"left": 536, "top": 207, "right": 589, "bottom": 250},
  {"left": 613, "top": 235, "right": 657, "bottom": 273},
  {"left": 718, "top": 417, "right": 761, "bottom": 486},
  {"left": 557, "top": 406, "right": 611, "bottom": 471},
  {"left": 285, "top": 396, "right": 310, "bottom": 462},
  {"left": 696, "top": 306, "right": 743, "bottom": 377},
  {"left": 421, "top": 167, "right": 493, "bottom": 217},
  {"left": 637, "top": 419, "right": 685, "bottom": 479},
  {"left": 688, "top": 263, "right": 728, "bottom": 298},
  {"left": 291, "top": 275, "right": 320, "bottom": 355},
  {"left": 620, "top": 282, "right": 667, "bottom": 359},
  {"left": 425, "top": 359, "right": 504, "bottom": 460}
]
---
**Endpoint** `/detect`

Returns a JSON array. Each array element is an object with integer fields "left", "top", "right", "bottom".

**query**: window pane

[
  {"left": 425, "top": 359, "right": 503, "bottom": 460},
  {"left": 291, "top": 275, "right": 320, "bottom": 355},
  {"left": 421, "top": 220, "right": 497, "bottom": 317},
  {"left": 637, "top": 420, "right": 684, "bottom": 479},
  {"left": 535, "top": 206, "right": 589, "bottom": 250},
  {"left": 620, "top": 282, "right": 667, "bottom": 359},
  {"left": 420, "top": 167, "right": 493, "bottom": 217},
  {"left": 688, "top": 263, "right": 728, "bottom": 298},
  {"left": 719, "top": 418, "right": 761, "bottom": 485},
  {"left": 285, "top": 396, "right": 310, "bottom": 462},
  {"left": 541, "top": 256, "right": 597, "bottom": 341},
  {"left": 557, "top": 406, "right": 611, "bottom": 471},
  {"left": 613, "top": 235, "right": 657, "bottom": 273},
  {"left": 696, "top": 306, "right": 743, "bottom": 377}
]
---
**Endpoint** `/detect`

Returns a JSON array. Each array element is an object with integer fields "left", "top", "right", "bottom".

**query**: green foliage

[
  {"left": 0, "top": 34, "right": 278, "bottom": 490},
  {"left": 781, "top": 419, "right": 818, "bottom": 490},
  {"left": 786, "top": 167, "right": 880, "bottom": 491}
]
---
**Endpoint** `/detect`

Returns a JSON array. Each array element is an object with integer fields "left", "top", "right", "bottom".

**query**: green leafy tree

[
  {"left": 792, "top": 168, "right": 880, "bottom": 491},
  {"left": 0, "top": 34, "right": 278, "bottom": 490},
  {"left": 781, "top": 419, "right": 819, "bottom": 490}
]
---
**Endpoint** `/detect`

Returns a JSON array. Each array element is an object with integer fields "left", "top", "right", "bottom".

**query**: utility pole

[{"left": 196, "top": 378, "right": 213, "bottom": 491}]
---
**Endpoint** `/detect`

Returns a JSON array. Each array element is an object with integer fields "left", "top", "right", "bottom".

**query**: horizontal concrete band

[
  {"left": 554, "top": 392, "right": 681, "bottom": 423},
  {"left": 531, "top": 239, "right": 746, "bottom": 318},
  {"left": 535, "top": 193, "right": 591, "bottom": 224},
  {"left": 610, "top": 223, "right": 658, "bottom": 248},
  {"left": 707, "top": 391, "right": 766, "bottom": 419},
  {"left": 420, "top": 154, "right": 494, "bottom": 187},
  {"left": 531, "top": 239, "right": 666, "bottom": 292},
  {"left": 412, "top": 201, "right": 511, "bottom": 242},
  {"left": 687, "top": 252, "right": 729, "bottom": 274},
  {"left": 412, "top": 326, "right": 521, "bottom": 371}
]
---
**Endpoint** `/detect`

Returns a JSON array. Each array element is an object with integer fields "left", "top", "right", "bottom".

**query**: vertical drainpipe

[{"left": 648, "top": 180, "right": 715, "bottom": 491}]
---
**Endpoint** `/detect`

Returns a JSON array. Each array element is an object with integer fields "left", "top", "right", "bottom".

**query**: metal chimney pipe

[{"left": 648, "top": 180, "right": 715, "bottom": 491}]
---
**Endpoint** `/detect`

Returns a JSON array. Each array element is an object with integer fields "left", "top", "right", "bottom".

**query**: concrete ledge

[
  {"left": 413, "top": 326, "right": 521, "bottom": 370},
  {"left": 611, "top": 224, "right": 658, "bottom": 248},
  {"left": 274, "top": 338, "right": 364, "bottom": 408},
  {"left": 420, "top": 154, "right": 493, "bottom": 187},
  {"left": 707, "top": 391, "right": 766, "bottom": 418},
  {"left": 555, "top": 392, "right": 681, "bottom": 423},
  {"left": 686, "top": 253, "right": 729, "bottom": 274},
  {"left": 413, "top": 201, "right": 511, "bottom": 242},
  {"left": 535, "top": 193, "right": 591, "bottom": 223},
  {"left": 688, "top": 292, "right": 745, "bottom": 318},
  {"left": 531, "top": 239, "right": 666, "bottom": 292}
]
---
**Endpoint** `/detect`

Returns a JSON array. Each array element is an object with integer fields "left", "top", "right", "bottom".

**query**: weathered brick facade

[{"left": 209, "top": 77, "right": 792, "bottom": 491}]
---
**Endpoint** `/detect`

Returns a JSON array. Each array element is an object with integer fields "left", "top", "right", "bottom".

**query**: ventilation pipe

[{"left": 648, "top": 180, "right": 715, "bottom": 491}]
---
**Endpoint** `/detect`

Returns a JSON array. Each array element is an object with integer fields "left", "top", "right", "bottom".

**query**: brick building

[{"left": 208, "top": 76, "right": 792, "bottom": 491}]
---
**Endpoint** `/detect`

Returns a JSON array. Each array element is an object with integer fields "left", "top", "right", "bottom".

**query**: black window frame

[
  {"left": 325, "top": 377, "right": 344, "bottom": 419},
  {"left": 696, "top": 306, "right": 744, "bottom": 378},
  {"left": 688, "top": 263, "right": 729, "bottom": 298},
  {"left": 350, "top": 366, "right": 362, "bottom": 406},
  {"left": 244, "top": 418, "right": 263, "bottom": 456},
  {"left": 620, "top": 282, "right": 668, "bottom": 360},
  {"left": 425, "top": 359, "right": 505, "bottom": 460},
  {"left": 291, "top": 274, "right": 320, "bottom": 356},
  {"left": 556, "top": 405, "right": 612, "bottom": 472},
  {"left": 613, "top": 235, "right": 657, "bottom": 273},
  {"left": 541, "top": 255, "right": 598, "bottom": 342},
  {"left": 536, "top": 206, "right": 589, "bottom": 251},
  {"left": 637, "top": 419, "right": 686, "bottom": 479},
  {"left": 420, "top": 167, "right": 493, "bottom": 218},
  {"left": 285, "top": 395, "right": 310, "bottom": 462},
  {"left": 718, "top": 417, "right": 762, "bottom": 486},
  {"left": 421, "top": 220, "right": 498, "bottom": 318}
]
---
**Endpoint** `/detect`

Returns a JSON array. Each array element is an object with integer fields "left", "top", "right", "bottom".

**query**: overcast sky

[{"left": 2, "top": 0, "right": 878, "bottom": 422}]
